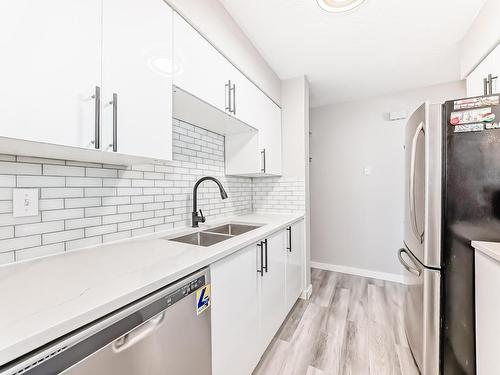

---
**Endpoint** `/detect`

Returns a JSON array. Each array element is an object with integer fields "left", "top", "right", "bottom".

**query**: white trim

[
  {"left": 300, "top": 284, "right": 312, "bottom": 300},
  {"left": 311, "top": 261, "right": 405, "bottom": 284}
]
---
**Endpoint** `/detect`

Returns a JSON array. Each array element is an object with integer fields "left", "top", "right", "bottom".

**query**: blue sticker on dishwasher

[{"left": 196, "top": 284, "right": 211, "bottom": 315}]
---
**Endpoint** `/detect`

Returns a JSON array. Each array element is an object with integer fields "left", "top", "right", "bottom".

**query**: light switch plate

[
  {"left": 13, "top": 189, "right": 39, "bottom": 217},
  {"left": 363, "top": 166, "right": 372, "bottom": 176}
]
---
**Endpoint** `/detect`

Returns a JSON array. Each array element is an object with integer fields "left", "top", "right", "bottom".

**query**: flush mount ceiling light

[{"left": 316, "top": 0, "right": 366, "bottom": 13}]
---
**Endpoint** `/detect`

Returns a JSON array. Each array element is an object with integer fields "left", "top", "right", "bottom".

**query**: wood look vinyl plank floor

[{"left": 253, "top": 269, "right": 420, "bottom": 375}]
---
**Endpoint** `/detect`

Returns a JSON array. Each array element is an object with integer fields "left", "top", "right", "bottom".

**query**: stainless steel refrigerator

[{"left": 399, "top": 95, "right": 500, "bottom": 375}]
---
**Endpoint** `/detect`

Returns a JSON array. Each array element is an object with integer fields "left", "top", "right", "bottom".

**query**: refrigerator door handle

[
  {"left": 398, "top": 248, "right": 422, "bottom": 276},
  {"left": 409, "top": 121, "right": 425, "bottom": 244}
]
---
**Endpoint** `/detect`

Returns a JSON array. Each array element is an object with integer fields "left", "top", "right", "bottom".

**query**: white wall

[
  {"left": 460, "top": 0, "right": 500, "bottom": 78},
  {"left": 310, "top": 81, "right": 466, "bottom": 276},
  {"left": 168, "top": 0, "right": 281, "bottom": 105},
  {"left": 281, "top": 76, "right": 311, "bottom": 288}
]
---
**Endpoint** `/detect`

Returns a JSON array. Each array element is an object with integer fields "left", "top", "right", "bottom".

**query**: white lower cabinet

[
  {"left": 210, "top": 219, "right": 305, "bottom": 375},
  {"left": 475, "top": 250, "right": 500, "bottom": 374},
  {"left": 211, "top": 243, "right": 261, "bottom": 375},
  {"left": 285, "top": 220, "right": 305, "bottom": 312},
  {"left": 259, "top": 231, "right": 287, "bottom": 349}
]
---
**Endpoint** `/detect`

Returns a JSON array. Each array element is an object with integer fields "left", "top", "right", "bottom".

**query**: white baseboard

[
  {"left": 300, "top": 284, "right": 312, "bottom": 300},
  {"left": 310, "top": 261, "right": 405, "bottom": 284}
]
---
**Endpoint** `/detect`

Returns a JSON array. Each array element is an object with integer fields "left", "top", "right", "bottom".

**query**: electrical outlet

[
  {"left": 13, "top": 189, "right": 39, "bottom": 217},
  {"left": 363, "top": 166, "right": 372, "bottom": 176}
]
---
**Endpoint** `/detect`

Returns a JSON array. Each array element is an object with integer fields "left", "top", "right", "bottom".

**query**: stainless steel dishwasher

[{"left": 2, "top": 268, "right": 211, "bottom": 375}]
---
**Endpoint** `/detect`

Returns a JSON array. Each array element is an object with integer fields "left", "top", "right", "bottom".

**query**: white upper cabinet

[
  {"left": 173, "top": 12, "right": 282, "bottom": 177},
  {"left": 225, "top": 95, "right": 282, "bottom": 177},
  {"left": 0, "top": 0, "right": 102, "bottom": 149},
  {"left": 102, "top": 0, "right": 173, "bottom": 161},
  {"left": 229, "top": 74, "right": 283, "bottom": 176},
  {"left": 466, "top": 44, "right": 500, "bottom": 97},
  {"left": 0, "top": 0, "right": 173, "bottom": 164},
  {"left": 173, "top": 14, "right": 232, "bottom": 114}
]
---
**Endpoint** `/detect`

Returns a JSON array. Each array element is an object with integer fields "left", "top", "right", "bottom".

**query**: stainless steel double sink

[{"left": 166, "top": 223, "right": 262, "bottom": 247}]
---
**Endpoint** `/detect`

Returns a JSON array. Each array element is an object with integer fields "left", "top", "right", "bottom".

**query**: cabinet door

[
  {"left": 101, "top": 0, "right": 172, "bottom": 161},
  {"left": 233, "top": 74, "right": 282, "bottom": 176},
  {"left": 259, "top": 231, "right": 287, "bottom": 350},
  {"left": 466, "top": 45, "right": 500, "bottom": 97},
  {"left": 475, "top": 251, "right": 500, "bottom": 375},
  {"left": 0, "top": 0, "right": 102, "bottom": 149},
  {"left": 173, "top": 13, "right": 232, "bottom": 114},
  {"left": 211, "top": 244, "right": 261, "bottom": 375},
  {"left": 286, "top": 220, "right": 305, "bottom": 312},
  {"left": 258, "top": 96, "right": 282, "bottom": 176}
]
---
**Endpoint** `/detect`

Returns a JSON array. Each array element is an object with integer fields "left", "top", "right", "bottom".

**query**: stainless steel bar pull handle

[
  {"left": 409, "top": 121, "right": 424, "bottom": 244},
  {"left": 286, "top": 227, "right": 292, "bottom": 252},
  {"left": 488, "top": 74, "right": 498, "bottom": 95},
  {"left": 261, "top": 149, "right": 266, "bottom": 173},
  {"left": 398, "top": 248, "right": 422, "bottom": 276},
  {"left": 225, "top": 80, "right": 232, "bottom": 113},
  {"left": 263, "top": 239, "right": 268, "bottom": 273},
  {"left": 257, "top": 242, "right": 264, "bottom": 276},
  {"left": 92, "top": 86, "right": 101, "bottom": 149},
  {"left": 111, "top": 93, "right": 118, "bottom": 152},
  {"left": 231, "top": 83, "right": 236, "bottom": 115}
]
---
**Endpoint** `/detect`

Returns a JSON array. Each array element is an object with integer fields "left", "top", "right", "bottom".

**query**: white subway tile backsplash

[
  {"left": 103, "top": 231, "right": 131, "bottom": 243},
  {"left": 66, "top": 177, "right": 103, "bottom": 187},
  {"left": 16, "top": 243, "right": 64, "bottom": 261},
  {"left": 118, "top": 220, "right": 143, "bottom": 231},
  {"left": 66, "top": 236, "right": 102, "bottom": 251},
  {"left": 0, "top": 201, "right": 12, "bottom": 214},
  {"left": 102, "top": 213, "right": 130, "bottom": 225},
  {"left": 66, "top": 217, "right": 101, "bottom": 230},
  {"left": 85, "top": 224, "right": 116, "bottom": 237},
  {"left": 85, "top": 188, "right": 116, "bottom": 197},
  {"left": 42, "top": 208, "right": 84, "bottom": 222},
  {"left": 39, "top": 199, "right": 65, "bottom": 211},
  {"left": 0, "top": 213, "right": 41, "bottom": 226},
  {"left": 0, "top": 175, "right": 16, "bottom": 187},
  {"left": 0, "top": 235, "right": 41, "bottom": 252},
  {"left": 17, "top": 176, "right": 65, "bottom": 187},
  {"left": 86, "top": 168, "right": 118, "bottom": 178},
  {"left": 43, "top": 165, "right": 85, "bottom": 177},
  {"left": 43, "top": 229, "right": 84, "bottom": 245},
  {"left": 0, "top": 161, "right": 41, "bottom": 175},
  {"left": 15, "top": 221, "right": 65, "bottom": 237},
  {"left": 0, "top": 226, "right": 14, "bottom": 240},
  {"left": 41, "top": 188, "right": 83, "bottom": 199},
  {"left": 0, "top": 188, "right": 13, "bottom": 200},
  {"left": 65, "top": 197, "right": 102, "bottom": 209},
  {"left": 85, "top": 206, "right": 117, "bottom": 217},
  {"left": 0, "top": 120, "right": 257, "bottom": 264}
]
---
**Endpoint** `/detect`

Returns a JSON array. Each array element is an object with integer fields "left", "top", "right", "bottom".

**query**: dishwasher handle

[{"left": 113, "top": 311, "right": 165, "bottom": 353}]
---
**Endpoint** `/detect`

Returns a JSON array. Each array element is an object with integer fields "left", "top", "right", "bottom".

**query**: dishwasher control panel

[{"left": 164, "top": 275, "right": 206, "bottom": 308}]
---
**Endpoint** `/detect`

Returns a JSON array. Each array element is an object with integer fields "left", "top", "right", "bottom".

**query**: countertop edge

[
  {"left": 471, "top": 240, "right": 500, "bottom": 263},
  {"left": 0, "top": 213, "right": 304, "bottom": 367}
]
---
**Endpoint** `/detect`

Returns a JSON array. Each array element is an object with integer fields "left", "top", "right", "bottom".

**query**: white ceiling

[{"left": 219, "top": 0, "right": 487, "bottom": 107}]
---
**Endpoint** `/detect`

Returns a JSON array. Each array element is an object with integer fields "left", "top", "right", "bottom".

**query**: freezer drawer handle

[{"left": 398, "top": 248, "right": 421, "bottom": 276}]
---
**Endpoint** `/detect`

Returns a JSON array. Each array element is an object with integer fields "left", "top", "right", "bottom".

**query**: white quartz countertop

[
  {"left": 0, "top": 213, "right": 303, "bottom": 367},
  {"left": 471, "top": 241, "right": 500, "bottom": 263}
]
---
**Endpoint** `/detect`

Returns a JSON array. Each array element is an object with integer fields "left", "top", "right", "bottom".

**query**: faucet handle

[{"left": 199, "top": 209, "right": 206, "bottom": 223}]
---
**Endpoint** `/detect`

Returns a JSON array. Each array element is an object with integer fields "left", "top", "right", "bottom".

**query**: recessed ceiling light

[{"left": 316, "top": 0, "right": 366, "bottom": 13}]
